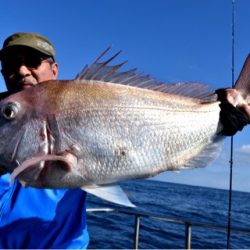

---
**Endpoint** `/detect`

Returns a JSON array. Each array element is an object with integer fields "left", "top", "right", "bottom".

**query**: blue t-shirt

[{"left": 0, "top": 174, "right": 89, "bottom": 249}]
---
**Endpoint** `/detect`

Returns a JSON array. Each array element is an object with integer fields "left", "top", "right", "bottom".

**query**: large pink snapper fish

[{"left": 0, "top": 49, "right": 249, "bottom": 207}]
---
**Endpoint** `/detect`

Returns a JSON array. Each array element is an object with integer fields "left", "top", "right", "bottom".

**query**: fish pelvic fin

[
  {"left": 234, "top": 53, "right": 250, "bottom": 104},
  {"left": 75, "top": 47, "right": 216, "bottom": 101},
  {"left": 81, "top": 184, "right": 135, "bottom": 207}
]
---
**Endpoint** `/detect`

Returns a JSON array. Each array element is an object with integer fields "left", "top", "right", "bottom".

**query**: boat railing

[{"left": 87, "top": 207, "right": 250, "bottom": 249}]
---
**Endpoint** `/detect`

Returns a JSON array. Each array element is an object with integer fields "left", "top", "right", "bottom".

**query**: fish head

[
  {"left": 0, "top": 81, "right": 87, "bottom": 187},
  {"left": 0, "top": 85, "right": 51, "bottom": 173}
]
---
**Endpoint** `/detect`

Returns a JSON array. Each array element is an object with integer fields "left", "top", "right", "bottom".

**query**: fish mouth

[
  {"left": 10, "top": 119, "right": 78, "bottom": 187},
  {"left": 10, "top": 152, "right": 77, "bottom": 186}
]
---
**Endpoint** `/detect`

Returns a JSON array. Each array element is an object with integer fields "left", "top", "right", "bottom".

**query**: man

[
  {"left": 0, "top": 32, "right": 89, "bottom": 249},
  {"left": 0, "top": 32, "right": 250, "bottom": 249}
]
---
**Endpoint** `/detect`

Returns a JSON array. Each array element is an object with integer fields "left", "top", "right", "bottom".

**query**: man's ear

[{"left": 52, "top": 63, "right": 58, "bottom": 79}]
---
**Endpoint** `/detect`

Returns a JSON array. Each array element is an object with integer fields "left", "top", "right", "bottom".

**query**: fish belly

[{"left": 56, "top": 102, "right": 222, "bottom": 185}]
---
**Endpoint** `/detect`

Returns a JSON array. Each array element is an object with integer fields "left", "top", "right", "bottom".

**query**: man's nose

[{"left": 18, "top": 65, "right": 31, "bottom": 75}]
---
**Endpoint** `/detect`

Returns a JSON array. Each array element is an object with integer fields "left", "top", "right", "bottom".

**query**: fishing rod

[{"left": 226, "top": 0, "right": 235, "bottom": 248}]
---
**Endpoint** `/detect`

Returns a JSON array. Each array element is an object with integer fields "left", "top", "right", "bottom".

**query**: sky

[{"left": 0, "top": 0, "right": 250, "bottom": 192}]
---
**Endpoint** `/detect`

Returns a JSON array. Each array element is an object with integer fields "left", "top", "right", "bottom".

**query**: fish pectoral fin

[{"left": 81, "top": 184, "right": 135, "bottom": 207}]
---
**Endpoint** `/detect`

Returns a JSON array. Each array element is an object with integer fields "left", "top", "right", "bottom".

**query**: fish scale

[{"left": 58, "top": 101, "right": 221, "bottom": 184}]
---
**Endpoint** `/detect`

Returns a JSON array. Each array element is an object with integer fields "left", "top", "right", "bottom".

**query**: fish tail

[
  {"left": 234, "top": 54, "right": 250, "bottom": 105},
  {"left": 215, "top": 54, "right": 250, "bottom": 136}
]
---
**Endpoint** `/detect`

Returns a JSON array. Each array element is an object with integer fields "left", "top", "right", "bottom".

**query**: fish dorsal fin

[
  {"left": 81, "top": 184, "right": 135, "bottom": 207},
  {"left": 75, "top": 47, "right": 215, "bottom": 100}
]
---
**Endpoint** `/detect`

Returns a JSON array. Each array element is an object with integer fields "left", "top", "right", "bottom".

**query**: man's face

[{"left": 1, "top": 47, "right": 58, "bottom": 93}]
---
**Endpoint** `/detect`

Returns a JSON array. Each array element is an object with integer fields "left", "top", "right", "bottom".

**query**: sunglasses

[{"left": 1, "top": 53, "right": 53, "bottom": 76}]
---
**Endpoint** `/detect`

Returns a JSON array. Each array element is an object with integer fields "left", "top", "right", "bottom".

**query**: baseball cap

[{"left": 0, "top": 32, "right": 56, "bottom": 61}]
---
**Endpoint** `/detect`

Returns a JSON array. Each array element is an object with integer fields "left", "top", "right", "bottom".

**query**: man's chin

[{"left": 22, "top": 83, "right": 36, "bottom": 89}]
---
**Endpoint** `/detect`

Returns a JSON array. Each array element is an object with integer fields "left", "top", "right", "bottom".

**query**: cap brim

[{"left": 0, "top": 44, "right": 54, "bottom": 60}]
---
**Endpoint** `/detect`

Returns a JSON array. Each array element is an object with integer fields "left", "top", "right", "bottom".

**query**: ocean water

[{"left": 86, "top": 180, "right": 250, "bottom": 249}]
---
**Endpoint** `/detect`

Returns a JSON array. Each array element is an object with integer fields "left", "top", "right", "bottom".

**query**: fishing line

[{"left": 226, "top": 0, "right": 235, "bottom": 248}]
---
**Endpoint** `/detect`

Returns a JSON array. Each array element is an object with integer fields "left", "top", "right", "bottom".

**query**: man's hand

[
  {"left": 237, "top": 104, "right": 250, "bottom": 120},
  {"left": 216, "top": 88, "right": 250, "bottom": 136}
]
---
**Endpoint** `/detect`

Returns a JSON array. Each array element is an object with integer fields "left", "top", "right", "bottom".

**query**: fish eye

[{"left": 1, "top": 102, "right": 20, "bottom": 120}]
